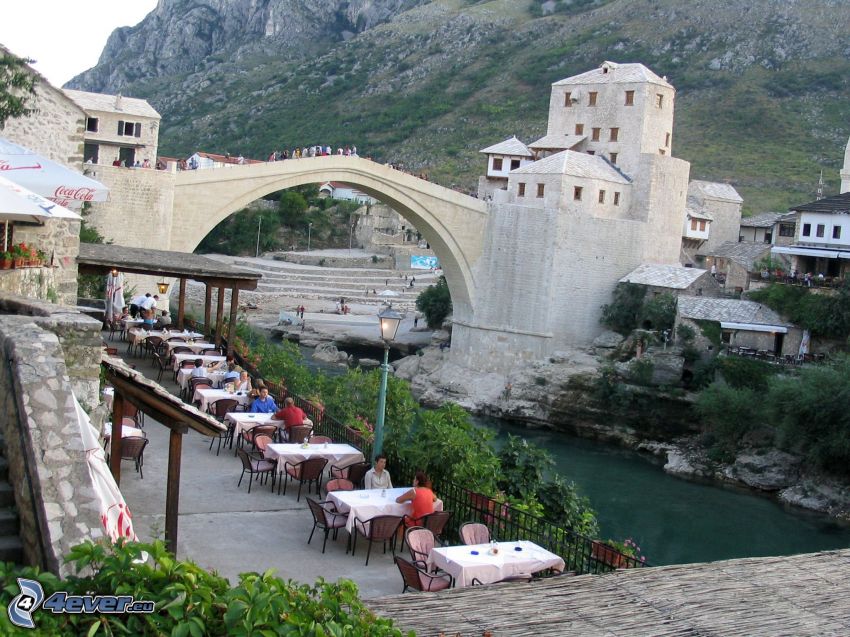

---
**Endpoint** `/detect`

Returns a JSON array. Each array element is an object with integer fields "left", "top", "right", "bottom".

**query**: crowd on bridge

[{"left": 268, "top": 145, "right": 359, "bottom": 161}]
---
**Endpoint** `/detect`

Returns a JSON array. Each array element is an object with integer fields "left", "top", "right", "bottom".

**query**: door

[
  {"left": 774, "top": 332, "right": 784, "bottom": 355},
  {"left": 83, "top": 143, "right": 99, "bottom": 164},
  {"left": 119, "top": 147, "right": 135, "bottom": 166}
]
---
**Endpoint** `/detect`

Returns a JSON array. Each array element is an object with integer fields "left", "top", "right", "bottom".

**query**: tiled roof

[
  {"left": 620, "top": 264, "right": 707, "bottom": 289},
  {"left": 528, "top": 134, "right": 585, "bottom": 150},
  {"left": 689, "top": 180, "right": 743, "bottom": 203},
  {"left": 686, "top": 208, "right": 714, "bottom": 222},
  {"left": 740, "top": 212, "right": 784, "bottom": 228},
  {"left": 678, "top": 296, "right": 790, "bottom": 327},
  {"left": 790, "top": 191, "right": 850, "bottom": 214},
  {"left": 512, "top": 150, "right": 631, "bottom": 184},
  {"left": 553, "top": 61, "right": 673, "bottom": 89},
  {"left": 479, "top": 136, "right": 533, "bottom": 157},
  {"left": 702, "top": 241, "right": 771, "bottom": 269},
  {"left": 63, "top": 89, "right": 160, "bottom": 119},
  {"left": 193, "top": 152, "right": 262, "bottom": 165}
]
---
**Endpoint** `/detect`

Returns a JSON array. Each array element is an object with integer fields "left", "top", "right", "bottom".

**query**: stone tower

[{"left": 841, "top": 136, "right": 850, "bottom": 194}]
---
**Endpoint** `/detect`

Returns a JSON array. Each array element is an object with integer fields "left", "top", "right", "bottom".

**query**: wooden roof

[
  {"left": 77, "top": 243, "right": 260, "bottom": 290},
  {"left": 367, "top": 549, "right": 850, "bottom": 636},
  {"left": 790, "top": 191, "right": 850, "bottom": 215}
]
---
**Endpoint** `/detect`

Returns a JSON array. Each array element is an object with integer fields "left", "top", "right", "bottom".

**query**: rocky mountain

[{"left": 67, "top": 0, "right": 850, "bottom": 213}]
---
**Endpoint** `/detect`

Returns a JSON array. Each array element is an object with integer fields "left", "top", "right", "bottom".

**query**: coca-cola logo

[
  {"left": 0, "top": 160, "right": 43, "bottom": 171},
  {"left": 53, "top": 186, "right": 95, "bottom": 201}
]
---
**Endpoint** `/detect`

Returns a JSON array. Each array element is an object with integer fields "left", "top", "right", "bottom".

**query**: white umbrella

[
  {"left": 0, "top": 175, "right": 81, "bottom": 251},
  {"left": 105, "top": 271, "right": 125, "bottom": 322},
  {"left": 798, "top": 329, "right": 810, "bottom": 358},
  {"left": 74, "top": 395, "right": 138, "bottom": 543},
  {"left": 0, "top": 136, "right": 108, "bottom": 210},
  {"left": 378, "top": 289, "right": 400, "bottom": 297}
]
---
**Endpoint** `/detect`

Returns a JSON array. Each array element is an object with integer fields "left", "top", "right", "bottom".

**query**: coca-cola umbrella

[
  {"left": 0, "top": 136, "right": 108, "bottom": 210},
  {"left": 0, "top": 174, "right": 81, "bottom": 251}
]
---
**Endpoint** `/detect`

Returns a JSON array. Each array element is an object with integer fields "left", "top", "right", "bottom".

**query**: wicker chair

[
  {"left": 241, "top": 425, "right": 278, "bottom": 452},
  {"left": 236, "top": 447, "right": 276, "bottom": 493},
  {"left": 151, "top": 351, "right": 167, "bottom": 383},
  {"left": 309, "top": 435, "right": 332, "bottom": 444},
  {"left": 280, "top": 457, "right": 327, "bottom": 500},
  {"left": 306, "top": 498, "right": 348, "bottom": 553},
  {"left": 405, "top": 526, "right": 435, "bottom": 565},
  {"left": 208, "top": 398, "right": 238, "bottom": 454},
  {"left": 459, "top": 522, "right": 491, "bottom": 546},
  {"left": 253, "top": 434, "right": 274, "bottom": 457},
  {"left": 420, "top": 511, "right": 452, "bottom": 546},
  {"left": 171, "top": 345, "right": 193, "bottom": 355},
  {"left": 394, "top": 556, "right": 452, "bottom": 592},
  {"left": 188, "top": 377, "right": 213, "bottom": 406},
  {"left": 352, "top": 514, "right": 402, "bottom": 566},
  {"left": 287, "top": 424, "right": 312, "bottom": 444},
  {"left": 325, "top": 478, "right": 354, "bottom": 493},
  {"left": 121, "top": 437, "right": 149, "bottom": 479},
  {"left": 330, "top": 461, "right": 370, "bottom": 488}
]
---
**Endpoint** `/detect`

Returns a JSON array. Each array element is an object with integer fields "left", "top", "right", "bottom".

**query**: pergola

[{"left": 77, "top": 243, "right": 261, "bottom": 354}]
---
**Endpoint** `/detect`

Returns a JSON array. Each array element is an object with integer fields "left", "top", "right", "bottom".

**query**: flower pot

[
  {"left": 0, "top": 259, "right": 11, "bottom": 270},
  {"left": 13, "top": 258, "right": 24, "bottom": 268},
  {"left": 591, "top": 541, "right": 629, "bottom": 569}
]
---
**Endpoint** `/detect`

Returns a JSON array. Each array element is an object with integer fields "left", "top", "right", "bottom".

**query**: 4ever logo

[{"left": 7, "top": 578, "right": 155, "bottom": 629}]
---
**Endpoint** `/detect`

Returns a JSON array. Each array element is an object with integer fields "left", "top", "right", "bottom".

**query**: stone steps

[{"left": 0, "top": 435, "right": 24, "bottom": 565}]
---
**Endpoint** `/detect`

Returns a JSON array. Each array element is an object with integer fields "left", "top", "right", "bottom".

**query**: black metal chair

[
  {"left": 281, "top": 457, "right": 327, "bottom": 501},
  {"left": 121, "top": 437, "right": 149, "bottom": 479},
  {"left": 236, "top": 448, "right": 276, "bottom": 493},
  {"left": 208, "top": 398, "right": 238, "bottom": 455},
  {"left": 330, "top": 461, "right": 370, "bottom": 488},
  {"left": 306, "top": 498, "right": 348, "bottom": 553},
  {"left": 393, "top": 556, "right": 452, "bottom": 592},
  {"left": 352, "top": 514, "right": 402, "bottom": 566}
]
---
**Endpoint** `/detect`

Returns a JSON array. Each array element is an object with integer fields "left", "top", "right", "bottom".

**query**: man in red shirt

[{"left": 274, "top": 397, "right": 308, "bottom": 435}]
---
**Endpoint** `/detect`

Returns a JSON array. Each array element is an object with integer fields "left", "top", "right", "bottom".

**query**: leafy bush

[
  {"left": 716, "top": 356, "right": 780, "bottom": 391},
  {"left": 640, "top": 292, "right": 677, "bottom": 332},
  {"left": 629, "top": 358, "right": 655, "bottom": 386},
  {"left": 497, "top": 435, "right": 552, "bottom": 500},
  {"left": 676, "top": 323, "right": 696, "bottom": 343},
  {"left": 749, "top": 281, "right": 850, "bottom": 339},
  {"left": 694, "top": 319, "right": 722, "bottom": 347},
  {"left": 601, "top": 283, "right": 646, "bottom": 334},
  {"left": 0, "top": 540, "right": 406, "bottom": 636},
  {"left": 415, "top": 275, "right": 452, "bottom": 328},
  {"left": 694, "top": 383, "right": 768, "bottom": 455}
]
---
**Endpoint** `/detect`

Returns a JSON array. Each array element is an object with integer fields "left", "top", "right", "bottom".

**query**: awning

[
  {"left": 771, "top": 245, "right": 848, "bottom": 259},
  {"left": 720, "top": 321, "right": 788, "bottom": 334},
  {"left": 0, "top": 175, "right": 82, "bottom": 222}
]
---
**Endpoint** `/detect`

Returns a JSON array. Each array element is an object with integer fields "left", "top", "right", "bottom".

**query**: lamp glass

[
  {"left": 157, "top": 281, "right": 170, "bottom": 294},
  {"left": 377, "top": 306, "right": 402, "bottom": 342}
]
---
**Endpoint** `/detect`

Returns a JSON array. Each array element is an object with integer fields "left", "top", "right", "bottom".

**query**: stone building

[
  {"left": 454, "top": 61, "right": 691, "bottom": 369},
  {"left": 738, "top": 211, "right": 797, "bottom": 245},
  {"left": 63, "top": 89, "right": 161, "bottom": 167},
  {"left": 703, "top": 241, "right": 773, "bottom": 291},
  {"left": 688, "top": 180, "right": 743, "bottom": 256},
  {"left": 841, "top": 135, "right": 850, "bottom": 194},
  {"left": 477, "top": 137, "right": 534, "bottom": 199},
  {"left": 619, "top": 264, "right": 720, "bottom": 299}
]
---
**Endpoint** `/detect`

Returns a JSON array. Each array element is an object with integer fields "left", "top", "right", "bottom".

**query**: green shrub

[
  {"left": 749, "top": 281, "right": 850, "bottom": 339},
  {"left": 640, "top": 292, "right": 677, "bottom": 332},
  {"left": 415, "top": 275, "right": 452, "bottom": 328},
  {"left": 601, "top": 283, "right": 646, "bottom": 334},
  {"left": 694, "top": 319, "right": 722, "bottom": 346},
  {"left": 629, "top": 358, "right": 655, "bottom": 386},
  {"left": 676, "top": 323, "right": 696, "bottom": 343},
  {"left": 695, "top": 383, "right": 769, "bottom": 455},
  {"left": 716, "top": 356, "right": 779, "bottom": 391}
]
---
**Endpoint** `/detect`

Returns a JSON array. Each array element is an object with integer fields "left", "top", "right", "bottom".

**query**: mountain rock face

[{"left": 66, "top": 0, "right": 850, "bottom": 213}]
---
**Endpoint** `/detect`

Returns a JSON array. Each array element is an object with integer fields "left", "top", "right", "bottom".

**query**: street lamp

[
  {"left": 373, "top": 304, "right": 402, "bottom": 462},
  {"left": 307, "top": 222, "right": 313, "bottom": 252}
]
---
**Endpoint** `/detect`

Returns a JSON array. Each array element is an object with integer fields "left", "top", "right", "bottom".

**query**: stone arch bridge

[{"left": 170, "top": 156, "right": 488, "bottom": 322}]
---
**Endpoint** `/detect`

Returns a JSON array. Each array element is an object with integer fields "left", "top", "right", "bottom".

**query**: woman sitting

[
  {"left": 396, "top": 470, "right": 437, "bottom": 527},
  {"left": 141, "top": 308, "right": 156, "bottom": 328},
  {"left": 235, "top": 370, "right": 252, "bottom": 392}
]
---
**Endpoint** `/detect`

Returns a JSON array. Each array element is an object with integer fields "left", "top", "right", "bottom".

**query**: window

[
  {"left": 86, "top": 117, "right": 99, "bottom": 132},
  {"left": 690, "top": 219, "right": 698, "bottom": 231},
  {"left": 655, "top": 93, "right": 664, "bottom": 108},
  {"left": 659, "top": 149, "right": 666, "bottom": 155},
  {"left": 625, "top": 90, "right": 634, "bottom": 106},
  {"left": 764, "top": 232, "right": 772, "bottom": 243},
  {"left": 816, "top": 224, "right": 825, "bottom": 238},
  {"left": 117, "top": 120, "right": 141, "bottom": 137},
  {"left": 613, "top": 192, "right": 620, "bottom": 205},
  {"left": 564, "top": 92, "right": 572, "bottom": 107},
  {"left": 591, "top": 127, "right": 601, "bottom": 141},
  {"left": 610, "top": 152, "right": 618, "bottom": 164},
  {"left": 574, "top": 186, "right": 583, "bottom": 201},
  {"left": 83, "top": 143, "right": 99, "bottom": 164},
  {"left": 779, "top": 223, "right": 795, "bottom": 237},
  {"left": 492, "top": 158, "right": 503, "bottom": 171},
  {"left": 833, "top": 226, "right": 842, "bottom": 239},
  {"left": 537, "top": 183, "right": 545, "bottom": 198},
  {"left": 665, "top": 132, "right": 671, "bottom": 147},
  {"left": 510, "top": 159, "right": 520, "bottom": 170},
  {"left": 802, "top": 223, "right": 811, "bottom": 237},
  {"left": 610, "top": 127, "right": 619, "bottom": 142},
  {"left": 588, "top": 91, "right": 598, "bottom": 106},
  {"left": 587, "top": 150, "right": 595, "bottom": 155},
  {"left": 518, "top": 183, "right": 526, "bottom": 197},
  {"left": 699, "top": 220, "right": 706, "bottom": 231},
  {"left": 598, "top": 190, "right": 606, "bottom": 203},
  {"left": 575, "top": 123, "right": 584, "bottom": 135}
]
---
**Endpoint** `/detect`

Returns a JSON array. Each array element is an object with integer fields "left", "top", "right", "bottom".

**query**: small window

[
  {"left": 134, "top": 122, "right": 141, "bottom": 138},
  {"left": 591, "top": 127, "right": 601, "bottom": 141},
  {"left": 764, "top": 232, "right": 772, "bottom": 243},
  {"left": 690, "top": 219, "right": 698, "bottom": 231},
  {"left": 802, "top": 223, "right": 811, "bottom": 236},
  {"left": 574, "top": 186, "right": 583, "bottom": 201},
  {"left": 625, "top": 90, "right": 634, "bottom": 106},
  {"left": 492, "top": 158, "right": 503, "bottom": 171},
  {"left": 699, "top": 220, "right": 706, "bottom": 231},
  {"left": 665, "top": 132, "right": 671, "bottom": 147},
  {"left": 816, "top": 224, "right": 825, "bottom": 238},
  {"left": 588, "top": 91, "right": 598, "bottom": 106},
  {"left": 655, "top": 93, "right": 664, "bottom": 108},
  {"left": 613, "top": 192, "right": 621, "bottom": 206},
  {"left": 86, "top": 117, "right": 99, "bottom": 132},
  {"left": 659, "top": 149, "right": 666, "bottom": 155},
  {"left": 587, "top": 150, "right": 595, "bottom": 155},
  {"left": 117, "top": 120, "right": 124, "bottom": 135},
  {"left": 537, "top": 183, "right": 545, "bottom": 198},
  {"left": 779, "top": 223, "right": 795, "bottom": 237},
  {"left": 610, "top": 152, "right": 618, "bottom": 164},
  {"left": 518, "top": 183, "right": 526, "bottom": 197},
  {"left": 575, "top": 123, "right": 584, "bottom": 135},
  {"left": 833, "top": 226, "right": 842, "bottom": 239},
  {"left": 510, "top": 159, "right": 520, "bottom": 170},
  {"left": 598, "top": 190, "right": 606, "bottom": 204},
  {"left": 610, "top": 127, "right": 619, "bottom": 142},
  {"left": 564, "top": 92, "right": 572, "bottom": 107}
]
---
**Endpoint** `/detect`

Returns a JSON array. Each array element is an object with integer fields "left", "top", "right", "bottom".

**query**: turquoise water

[{"left": 478, "top": 417, "right": 850, "bottom": 565}]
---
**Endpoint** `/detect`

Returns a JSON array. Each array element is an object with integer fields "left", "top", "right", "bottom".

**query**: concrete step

[
  {"left": 0, "top": 535, "right": 23, "bottom": 564},
  {"left": 0, "top": 509, "right": 19, "bottom": 536},
  {"left": 0, "top": 483, "right": 15, "bottom": 508}
]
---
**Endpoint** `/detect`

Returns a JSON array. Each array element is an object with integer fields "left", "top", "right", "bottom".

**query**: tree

[
  {"left": 600, "top": 283, "right": 646, "bottom": 334},
  {"left": 416, "top": 275, "right": 452, "bottom": 328},
  {"left": 0, "top": 52, "right": 36, "bottom": 129},
  {"left": 641, "top": 292, "right": 677, "bottom": 332},
  {"left": 277, "top": 190, "right": 308, "bottom": 226}
]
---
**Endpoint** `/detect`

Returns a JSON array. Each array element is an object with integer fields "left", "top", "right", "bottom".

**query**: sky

[{"left": 0, "top": 1, "right": 158, "bottom": 87}]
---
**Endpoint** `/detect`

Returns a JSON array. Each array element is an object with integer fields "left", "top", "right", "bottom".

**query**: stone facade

[
  {"left": 0, "top": 296, "right": 104, "bottom": 574},
  {"left": 687, "top": 181, "right": 743, "bottom": 256},
  {"left": 9, "top": 219, "right": 82, "bottom": 304}
]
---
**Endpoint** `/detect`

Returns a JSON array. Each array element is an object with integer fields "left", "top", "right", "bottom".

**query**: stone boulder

[
  {"left": 592, "top": 330, "right": 624, "bottom": 349},
  {"left": 357, "top": 358, "right": 381, "bottom": 370},
  {"left": 779, "top": 478, "right": 850, "bottom": 519},
  {"left": 312, "top": 342, "right": 349, "bottom": 366},
  {"left": 647, "top": 351, "right": 684, "bottom": 386},
  {"left": 724, "top": 450, "right": 802, "bottom": 491}
]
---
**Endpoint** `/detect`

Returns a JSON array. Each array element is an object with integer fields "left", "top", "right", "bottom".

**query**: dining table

[
  {"left": 164, "top": 340, "right": 218, "bottom": 356},
  {"left": 225, "top": 412, "right": 284, "bottom": 443},
  {"left": 192, "top": 387, "right": 252, "bottom": 412},
  {"left": 172, "top": 353, "right": 226, "bottom": 368},
  {"left": 427, "top": 540, "right": 565, "bottom": 587},
  {"left": 177, "top": 368, "right": 227, "bottom": 390},
  {"left": 327, "top": 487, "right": 443, "bottom": 533},
  {"left": 102, "top": 423, "right": 145, "bottom": 439}
]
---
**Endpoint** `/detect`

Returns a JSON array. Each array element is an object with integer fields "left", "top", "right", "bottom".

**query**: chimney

[{"left": 115, "top": 93, "right": 123, "bottom": 110}]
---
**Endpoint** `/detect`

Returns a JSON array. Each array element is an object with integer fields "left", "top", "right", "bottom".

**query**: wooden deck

[{"left": 367, "top": 549, "right": 850, "bottom": 636}]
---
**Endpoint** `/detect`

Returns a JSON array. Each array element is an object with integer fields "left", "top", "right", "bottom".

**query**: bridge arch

[{"left": 171, "top": 156, "right": 488, "bottom": 320}]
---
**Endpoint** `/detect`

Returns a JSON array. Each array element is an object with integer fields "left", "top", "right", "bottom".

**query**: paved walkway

[{"left": 113, "top": 345, "right": 404, "bottom": 598}]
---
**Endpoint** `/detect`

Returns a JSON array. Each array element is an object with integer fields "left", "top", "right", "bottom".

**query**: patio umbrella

[
  {"left": 105, "top": 271, "right": 125, "bottom": 322},
  {"left": 0, "top": 136, "right": 108, "bottom": 210},
  {"left": 0, "top": 175, "right": 81, "bottom": 251},
  {"left": 75, "top": 395, "right": 138, "bottom": 543},
  {"left": 798, "top": 329, "right": 810, "bottom": 358},
  {"left": 378, "top": 289, "right": 400, "bottom": 297}
]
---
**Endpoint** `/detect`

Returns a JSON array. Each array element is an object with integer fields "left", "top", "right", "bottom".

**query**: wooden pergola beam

[
  {"left": 214, "top": 286, "right": 225, "bottom": 348},
  {"left": 227, "top": 287, "right": 239, "bottom": 356},
  {"left": 177, "top": 277, "right": 187, "bottom": 330},
  {"left": 203, "top": 284, "right": 212, "bottom": 340}
]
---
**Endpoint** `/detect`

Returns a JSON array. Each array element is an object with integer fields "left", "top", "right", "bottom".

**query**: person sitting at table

[
  {"left": 235, "top": 370, "right": 252, "bottom": 392},
  {"left": 141, "top": 308, "right": 156, "bottom": 328},
  {"left": 223, "top": 363, "right": 240, "bottom": 384},
  {"left": 364, "top": 455, "right": 392, "bottom": 490},
  {"left": 250, "top": 387, "right": 278, "bottom": 413},
  {"left": 211, "top": 354, "right": 236, "bottom": 371},
  {"left": 157, "top": 310, "right": 172, "bottom": 329},
  {"left": 273, "top": 397, "right": 308, "bottom": 433},
  {"left": 118, "top": 306, "right": 131, "bottom": 322},
  {"left": 396, "top": 470, "right": 437, "bottom": 527},
  {"left": 190, "top": 358, "right": 207, "bottom": 378}
]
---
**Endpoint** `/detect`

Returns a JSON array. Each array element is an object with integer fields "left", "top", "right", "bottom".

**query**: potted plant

[
  {"left": 345, "top": 415, "right": 374, "bottom": 442},
  {"left": 37, "top": 249, "right": 47, "bottom": 266},
  {"left": 307, "top": 394, "right": 325, "bottom": 425},
  {"left": 0, "top": 251, "right": 12, "bottom": 269},
  {"left": 27, "top": 245, "right": 38, "bottom": 266},
  {"left": 591, "top": 538, "right": 646, "bottom": 569},
  {"left": 11, "top": 243, "right": 25, "bottom": 268}
]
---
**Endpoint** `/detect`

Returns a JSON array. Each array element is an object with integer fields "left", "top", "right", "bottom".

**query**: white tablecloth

[
  {"left": 103, "top": 423, "right": 145, "bottom": 439},
  {"left": 265, "top": 443, "right": 364, "bottom": 471},
  {"left": 130, "top": 329, "right": 204, "bottom": 346},
  {"left": 328, "top": 487, "right": 419, "bottom": 533},
  {"left": 428, "top": 541, "right": 565, "bottom": 587},
  {"left": 177, "top": 368, "right": 228, "bottom": 390},
  {"left": 192, "top": 387, "right": 252, "bottom": 412},
  {"left": 224, "top": 412, "right": 284, "bottom": 440},
  {"left": 164, "top": 341, "right": 218, "bottom": 356},
  {"left": 172, "top": 353, "right": 226, "bottom": 367}
]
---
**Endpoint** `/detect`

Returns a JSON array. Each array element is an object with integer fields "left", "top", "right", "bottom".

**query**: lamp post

[
  {"left": 373, "top": 304, "right": 402, "bottom": 462},
  {"left": 307, "top": 222, "right": 313, "bottom": 252}
]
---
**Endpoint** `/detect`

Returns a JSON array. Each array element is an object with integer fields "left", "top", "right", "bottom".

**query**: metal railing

[{"left": 190, "top": 319, "right": 642, "bottom": 574}]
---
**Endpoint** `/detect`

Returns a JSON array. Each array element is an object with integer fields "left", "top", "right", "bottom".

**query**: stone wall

[
  {"left": 0, "top": 266, "right": 57, "bottom": 302},
  {"left": 0, "top": 295, "right": 105, "bottom": 575},
  {"left": 11, "top": 219, "right": 82, "bottom": 304}
]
